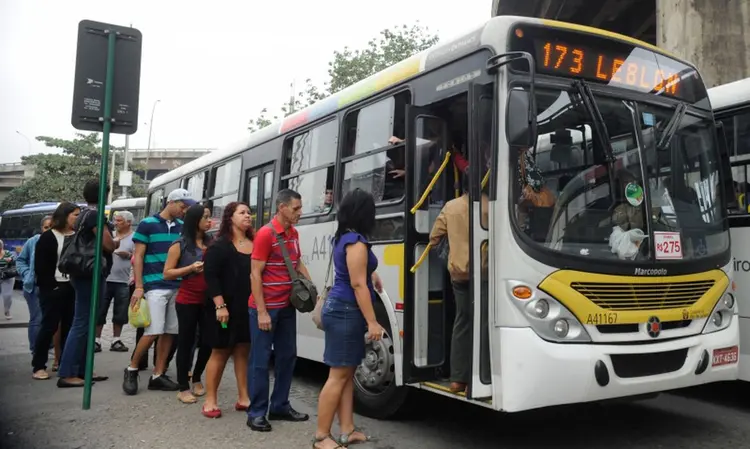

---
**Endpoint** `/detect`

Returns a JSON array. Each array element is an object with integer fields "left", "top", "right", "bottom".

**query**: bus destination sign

[{"left": 510, "top": 25, "right": 706, "bottom": 104}]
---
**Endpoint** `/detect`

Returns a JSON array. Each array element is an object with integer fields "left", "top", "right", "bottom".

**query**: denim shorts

[{"left": 322, "top": 296, "right": 366, "bottom": 367}]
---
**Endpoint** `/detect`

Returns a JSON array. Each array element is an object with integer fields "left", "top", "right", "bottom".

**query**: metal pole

[
  {"left": 122, "top": 134, "right": 129, "bottom": 199},
  {"left": 83, "top": 28, "right": 116, "bottom": 410},
  {"left": 144, "top": 99, "right": 160, "bottom": 182},
  {"left": 108, "top": 150, "right": 116, "bottom": 204}
]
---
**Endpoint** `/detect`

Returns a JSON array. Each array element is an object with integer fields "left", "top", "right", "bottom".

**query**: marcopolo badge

[{"left": 625, "top": 182, "right": 644, "bottom": 207}]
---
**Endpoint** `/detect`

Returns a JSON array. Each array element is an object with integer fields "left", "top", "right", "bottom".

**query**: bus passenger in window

[
  {"left": 428, "top": 177, "right": 488, "bottom": 394},
  {"left": 315, "top": 189, "right": 334, "bottom": 213}
]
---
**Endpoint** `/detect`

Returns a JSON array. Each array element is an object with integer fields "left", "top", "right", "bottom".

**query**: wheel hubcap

[{"left": 355, "top": 332, "right": 394, "bottom": 394}]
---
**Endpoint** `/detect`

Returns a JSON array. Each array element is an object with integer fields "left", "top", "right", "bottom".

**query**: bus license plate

[{"left": 712, "top": 346, "right": 739, "bottom": 367}]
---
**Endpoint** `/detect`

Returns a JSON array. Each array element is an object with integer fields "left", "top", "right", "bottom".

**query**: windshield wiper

[
  {"left": 572, "top": 80, "right": 616, "bottom": 201},
  {"left": 656, "top": 102, "right": 687, "bottom": 151}
]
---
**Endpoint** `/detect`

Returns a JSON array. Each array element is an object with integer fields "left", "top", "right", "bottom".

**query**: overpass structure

[
  {"left": 0, "top": 148, "right": 211, "bottom": 202},
  {"left": 492, "top": 0, "right": 750, "bottom": 88}
]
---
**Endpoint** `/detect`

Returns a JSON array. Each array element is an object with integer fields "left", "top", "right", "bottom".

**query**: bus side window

[
  {"left": 281, "top": 119, "right": 337, "bottom": 216},
  {"left": 721, "top": 111, "right": 750, "bottom": 213},
  {"left": 341, "top": 91, "right": 411, "bottom": 203}
]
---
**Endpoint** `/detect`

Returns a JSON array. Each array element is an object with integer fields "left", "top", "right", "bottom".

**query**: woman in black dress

[{"left": 201, "top": 201, "right": 253, "bottom": 418}]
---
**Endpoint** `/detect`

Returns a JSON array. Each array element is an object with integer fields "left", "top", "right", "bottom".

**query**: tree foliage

[
  {"left": 247, "top": 23, "right": 439, "bottom": 132},
  {"left": 0, "top": 133, "right": 146, "bottom": 211}
]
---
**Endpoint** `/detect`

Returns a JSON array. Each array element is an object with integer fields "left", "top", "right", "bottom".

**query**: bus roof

[
  {"left": 708, "top": 76, "right": 750, "bottom": 111},
  {"left": 148, "top": 15, "right": 693, "bottom": 192},
  {"left": 2, "top": 202, "right": 87, "bottom": 216},
  {"left": 109, "top": 197, "right": 147, "bottom": 208}
]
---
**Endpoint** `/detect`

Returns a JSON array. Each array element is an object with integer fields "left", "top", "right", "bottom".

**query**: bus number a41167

[{"left": 586, "top": 313, "right": 618, "bottom": 325}]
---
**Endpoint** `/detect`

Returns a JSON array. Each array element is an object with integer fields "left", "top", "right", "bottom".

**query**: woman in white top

[{"left": 31, "top": 202, "right": 79, "bottom": 380}]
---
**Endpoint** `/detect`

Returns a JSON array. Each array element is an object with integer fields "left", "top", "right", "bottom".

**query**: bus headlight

[
  {"left": 507, "top": 280, "right": 591, "bottom": 343},
  {"left": 702, "top": 292, "right": 735, "bottom": 335}
]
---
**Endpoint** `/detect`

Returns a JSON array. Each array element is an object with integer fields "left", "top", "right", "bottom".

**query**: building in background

[{"left": 0, "top": 148, "right": 212, "bottom": 203}]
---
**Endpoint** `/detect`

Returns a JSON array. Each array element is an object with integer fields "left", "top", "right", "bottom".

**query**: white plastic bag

[{"left": 609, "top": 226, "right": 647, "bottom": 260}]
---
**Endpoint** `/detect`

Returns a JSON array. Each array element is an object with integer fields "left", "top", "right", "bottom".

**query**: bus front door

[
  {"left": 402, "top": 106, "right": 451, "bottom": 384},
  {"left": 467, "top": 81, "right": 494, "bottom": 400}
]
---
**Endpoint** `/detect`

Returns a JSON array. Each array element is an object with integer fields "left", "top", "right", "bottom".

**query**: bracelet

[{"left": 215, "top": 304, "right": 227, "bottom": 310}]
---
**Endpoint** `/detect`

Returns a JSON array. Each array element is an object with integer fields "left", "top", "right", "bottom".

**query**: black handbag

[
  {"left": 58, "top": 209, "right": 107, "bottom": 278},
  {"left": 269, "top": 225, "right": 317, "bottom": 313}
]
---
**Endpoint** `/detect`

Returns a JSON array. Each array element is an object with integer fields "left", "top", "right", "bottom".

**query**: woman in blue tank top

[{"left": 313, "top": 189, "right": 384, "bottom": 449}]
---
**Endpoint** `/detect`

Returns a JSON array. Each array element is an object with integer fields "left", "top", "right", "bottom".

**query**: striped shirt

[
  {"left": 249, "top": 217, "right": 300, "bottom": 309},
  {"left": 133, "top": 214, "right": 183, "bottom": 291}
]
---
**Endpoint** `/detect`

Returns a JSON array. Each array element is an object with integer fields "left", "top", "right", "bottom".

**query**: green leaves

[
  {"left": 247, "top": 23, "right": 439, "bottom": 131},
  {"left": 0, "top": 132, "right": 146, "bottom": 211}
]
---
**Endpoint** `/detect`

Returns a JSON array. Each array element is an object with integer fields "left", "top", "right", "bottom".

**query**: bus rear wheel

[{"left": 353, "top": 301, "right": 408, "bottom": 419}]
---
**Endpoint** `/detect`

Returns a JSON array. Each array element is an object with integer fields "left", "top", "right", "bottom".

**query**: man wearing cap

[{"left": 123, "top": 188, "right": 195, "bottom": 395}]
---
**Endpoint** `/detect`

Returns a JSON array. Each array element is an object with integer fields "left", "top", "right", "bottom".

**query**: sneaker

[
  {"left": 94, "top": 342, "right": 102, "bottom": 353},
  {"left": 123, "top": 368, "right": 139, "bottom": 395},
  {"left": 4, "top": 312, "right": 11, "bottom": 320},
  {"left": 148, "top": 374, "right": 179, "bottom": 391},
  {"left": 110, "top": 340, "right": 129, "bottom": 352}
]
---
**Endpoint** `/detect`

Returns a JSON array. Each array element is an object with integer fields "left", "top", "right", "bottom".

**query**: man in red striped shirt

[{"left": 247, "top": 188, "right": 312, "bottom": 432}]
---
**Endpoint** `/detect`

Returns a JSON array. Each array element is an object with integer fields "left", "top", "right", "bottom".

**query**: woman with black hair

[
  {"left": 313, "top": 188, "right": 384, "bottom": 449},
  {"left": 163, "top": 203, "right": 213, "bottom": 404},
  {"left": 31, "top": 202, "right": 79, "bottom": 380}
]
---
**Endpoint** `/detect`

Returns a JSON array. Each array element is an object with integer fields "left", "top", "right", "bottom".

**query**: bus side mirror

[
  {"left": 715, "top": 120, "right": 738, "bottom": 210},
  {"left": 506, "top": 88, "right": 538, "bottom": 148}
]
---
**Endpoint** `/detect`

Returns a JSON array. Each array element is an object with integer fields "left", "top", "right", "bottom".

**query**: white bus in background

[
  {"left": 709, "top": 76, "right": 750, "bottom": 381},
  {"left": 108, "top": 197, "right": 147, "bottom": 225}
]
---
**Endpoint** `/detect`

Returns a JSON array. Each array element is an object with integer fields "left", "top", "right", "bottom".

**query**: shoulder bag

[
  {"left": 312, "top": 247, "right": 334, "bottom": 330},
  {"left": 58, "top": 208, "right": 107, "bottom": 278},
  {"left": 269, "top": 225, "right": 318, "bottom": 313}
]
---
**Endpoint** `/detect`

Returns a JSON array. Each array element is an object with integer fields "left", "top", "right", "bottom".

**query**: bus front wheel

[{"left": 353, "top": 300, "right": 408, "bottom": 419}]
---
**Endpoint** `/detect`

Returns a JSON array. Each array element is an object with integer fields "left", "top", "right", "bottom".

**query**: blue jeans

[
  {"left": 24, "top": 288, "right": 42, "bottom": 354},
  {"left": 58, "top": 277, "right": 104, "bottom": 378},
  {"left": 248, "top": 306, "right": 297, "bottom": 418}
]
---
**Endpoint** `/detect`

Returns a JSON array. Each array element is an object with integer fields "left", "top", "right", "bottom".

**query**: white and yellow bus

[
  {"left": 709, "top": 76, "right": 750, "bottom": 381},
  {"left": 147, "top": 16, "right": 739, "bottom": 417}
]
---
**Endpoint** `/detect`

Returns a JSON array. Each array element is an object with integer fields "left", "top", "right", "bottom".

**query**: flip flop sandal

[
  {"left": 192, "top": 383, "right": 206, "bottom": 397},
  {"left": 177, "top": 392, "right": 198, "bottom": 404},
  {"left": 312, "top": 434, "right": 344, "bottom": 449},
  {"left": 338, "top": 428, "right": 372, "bottom": 445},
  {"left": 52, "top": 364, "right": 59, "bottom": 372},
  {"left": 32, "top": 371, "right": 50, "bottom": 380}
]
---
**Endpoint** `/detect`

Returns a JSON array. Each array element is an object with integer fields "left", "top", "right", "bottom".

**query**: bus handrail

[
  {"left": 410, "top": 242, "right": 433, "bottom": 273},
  {"left": 410, "top": 152, "right": 452, "bottom": 214}
]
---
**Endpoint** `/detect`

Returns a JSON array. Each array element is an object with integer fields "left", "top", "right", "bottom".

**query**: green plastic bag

[{"left": 128, "top": 297, "right": 151, "bottom": 328}]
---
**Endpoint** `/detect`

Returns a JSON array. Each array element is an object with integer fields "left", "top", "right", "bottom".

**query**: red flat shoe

[
  {"left": 202, "top": 406, "right": 222, "bottom": 418},
  {"left": 234, "top": 402, "right": 249, "bottom": 411}
]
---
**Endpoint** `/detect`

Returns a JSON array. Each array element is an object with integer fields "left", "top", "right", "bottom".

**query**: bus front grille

[
  {"left": 610, "top": 349, "right": 688, "bottom": 378},
  {"left": 571, "top": 280, "right": 715, "bottom": 311}
]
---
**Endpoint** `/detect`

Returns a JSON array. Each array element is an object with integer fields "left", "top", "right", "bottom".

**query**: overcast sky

[{"left": 0, "top": 0, "right": 490, "bottom": 163}]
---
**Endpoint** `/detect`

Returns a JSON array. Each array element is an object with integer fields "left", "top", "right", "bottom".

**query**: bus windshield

[{"left": 513, "top": 86, "right": 729, "bottom": 263}]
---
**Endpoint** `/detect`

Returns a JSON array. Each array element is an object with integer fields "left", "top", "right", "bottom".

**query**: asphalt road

[{"left": 2, "top": 291, "right": 750, "bottom": 449}]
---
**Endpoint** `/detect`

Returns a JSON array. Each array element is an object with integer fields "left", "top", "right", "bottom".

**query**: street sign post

[{"left": 71, "top": 20, "right": 142, "bottom": 410}]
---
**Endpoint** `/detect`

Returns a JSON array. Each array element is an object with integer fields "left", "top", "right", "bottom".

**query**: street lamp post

[
  {"left": 144, "top": 99, "right": 160, "bottom": 182},
  {"left": 15, "top": 130, "right": 31, "bottom": 155}
]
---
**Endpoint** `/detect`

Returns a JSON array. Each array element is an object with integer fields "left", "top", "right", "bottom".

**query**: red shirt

[
  {"left": 176, "top": 273, "right": 207, "bottom": 305},
  {"left": 249, "top": 217, "right": 300, "bottom": 309}
]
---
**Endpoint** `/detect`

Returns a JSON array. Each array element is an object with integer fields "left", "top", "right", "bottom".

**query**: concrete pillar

[{"left": 657, "top": 0, "right": 750, "bottom": 88}]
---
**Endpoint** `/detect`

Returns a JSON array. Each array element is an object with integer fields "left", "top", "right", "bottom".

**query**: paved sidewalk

[{"left": 0, "top": 328, "right": 322, "bottom": 449}]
